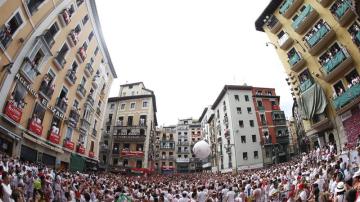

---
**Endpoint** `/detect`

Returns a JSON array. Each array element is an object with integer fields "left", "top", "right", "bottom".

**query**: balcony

[
  {"left": 28, "top": 118, "right": 43, "bottom": 136},
  {"left": 58, "top": 9, "right": 71, "bottom": 27},
  {"left": 177, "top": 141, "right": 190, "bottom": 146},
  {"left": 278, "top": 33, "right": 293, "bottom": 50},
  {"left": 38, "top": 76, "right": 54, "bottom": 100},
  {"left": 0, "top": 25, "right": 13, "bottom": 49},
  {"left": 258, "top": 106, "right": 265, "bottom": 111},
  {"left": 333, "top": 83, "right": 360, "bottom": 113},
  {"left": 55, "top": 98, "right": 68, "bottom": 113},
  {"left": 86, "top": 95, "right": 94, "bottom": 106},
  {"left": 53, "top": 55, "right": 66, "bottom": 70},
  {"left": 299, "top": 78, "right": 314, "bottom": 93},
  {"left": 80, "top": 118, "right": 91, "bottom": 131},
  {"left": 292, "top": 5, "right": 319, "bottom": 34},
  {"left": 331, "top": 0, "right": 355, "bottom": 26},
  {"left": 63, "top": 140, "right": 75, "bottom": 150},
  {"left": 113, "top": 134, "right": 146, "bottom": 142},
  {"left": 304, "top": 22, "right": 335, "bottom": 55},
  {"left": 65, "top": 70, "right": 77, "bottom": 85},
  {"left": 273, "top": 119, "right": 286, "bottom": 125},
  {"left": 176, "top": 158, "right": 190, "bottom": 163},
  {"left": 76, "top": 47, "right": 86, "bottom": 63},
  {"left": 159, "top": 156, "right": 175, "bottom": 161},
  {"left": 317, "top": 0, "right": 334, "bottom": 7},
  {"left": 100, "top": 144, "right": 108, "bottom": 152},
  {"left": 84, "top": 63, "right": 94, "bottom": 77},
  {"left": 67, "top": 108, "right": 80, "bottom": 128},
  {"left": 43, "top": 31, "right": 55, "bottom": 49},
  {"left": 76, "top": 84, "right": 87, "bottom": 98},
  {"left": 120, "top": 150, "right": 145, "bottom": 158},
  {"left": 67, "top": 30, "right": 79, "bottom": 47},
  {"left": 319, "top": 48, "right": 353, "bottom": 82},
  {"left": 288, "top": 51, "right": 306, "bottom": 72},
  {"left": 92, "top": 128, "right": 97, "bottom": 137},
  {"left": 279, "top": 0, "right": 304, "bottom": 19},
  {"left": 177, "top": 150, "right": 190, "bottom": 154},
  {"left": 310, "top": 113, "right": 332, "bottom": 133},
  {"left": 276, "top": 135, "right": 290, "bottom": 144},
  {"left": 266, "top": 15, "right": 282, "bottom": 34}
]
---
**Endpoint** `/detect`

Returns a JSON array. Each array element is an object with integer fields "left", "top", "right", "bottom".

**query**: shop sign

[
  {"left": 15, "top": 73, "right": 64, "bottom": 120},
  {"left": 48, "top": 132, "right": 60, "bottom": 144},
  {"left": 64, "top": 140, "right": 75, "bottom": 150},
  {"left": 28, "top": 119, "right": 43, "bottom": 136}
]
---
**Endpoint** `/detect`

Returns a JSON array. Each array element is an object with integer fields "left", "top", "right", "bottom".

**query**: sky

[{"left": 96, "top": 0, "right": 293, "bottom": 126}]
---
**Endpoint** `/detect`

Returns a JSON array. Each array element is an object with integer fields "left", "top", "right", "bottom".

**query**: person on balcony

[
  {"left": 51, "top": 122, "right": 59, "bottom": 135},
  {"left": 0, "top": 24, "right": 11, "bottom": 43}
]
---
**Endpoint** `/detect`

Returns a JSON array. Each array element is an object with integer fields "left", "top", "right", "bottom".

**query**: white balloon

[{"left": 192, "top": 140, "right": 211, "bottom": 159}]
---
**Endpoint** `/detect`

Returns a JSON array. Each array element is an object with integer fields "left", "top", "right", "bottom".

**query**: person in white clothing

[
  {"left": 1, "top": 171, "right": 12, "bottom": 202},
  {"left": 224, "top": 187, "right": 235, "bottom": 202}
]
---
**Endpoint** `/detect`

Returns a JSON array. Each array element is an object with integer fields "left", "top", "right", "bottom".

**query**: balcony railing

[
  {"left": 304, "top": 22, "right": 335, "bottom": 55},
  {"left": 43, "top": 31, "right": 55, "bottom": 48},
  {"left": 266, "top": 15, "right": 282, "bottom": 34},
  {"left": 279, "top": 0, "right": 304, "bottom": 18},
  {"left": 76, "top": 84, "right": 87, "bottom": 98},
  {"left": 177, "top": 141, "right": 190, "bottom": 146},
  {"left": 86, "top": 95, "right": 94, "bottom": 106},
  {"left": 176, "top": 158, "right": 190, "bottom": 163},
  {"left": 333, "top": 83, "right": 360, "bottom": 110},
  {"left": 39, "top": 77, "right": 54, "bottom": 100},
  {"left": 258, "top": 106, "right": 265, "bottom": 111},
  {"left": 120, "top": 150, "right": 145, "bottom": 158},
  {"left": 55, "top": 98, "right": 68, "bottom": 113},
  {"left": 273, "top": 119, "right": 286, "bottom": 125},
  {"left": 291, "top": 5, "right": 318, "bottom": 34},
  {"left": 113, "top": 134, "right": 146, "bottom": 142},
  {"left": 65, "top": 70, "right": 77, "bottom": 85},
  {"left": 68, "top": 108, "right": 80, "bottom": 128},
  {"left": 288, "top": 51, "right": 305, "bottom": 72},
  {"left": 331, "top": 0, "right": 355, "bottom": 26},
  {"left": 276, "top": 135, "right": 290, "bottom": 144},
  {"left": 300, "top": 78, "right": 314, "bottom": 93},
  {"left": 53, "top": 55, "right": 66, "bottom": 70},
  {"left": 278, "top": 33, "right": 293, "bottom": 50},
  {"left": 319, "top": 47, "right": 353, "bottom": 82},
  {"left": 80, "top": 118, "right": 91, "bottom": 130},
  {"left": 67, "top": 30, "right": 79, "bottom": 47},
  {"left": 77, "top": 47, "right": 86, "bottom": 63},
  {"left": 177, "top": 150, "right": 190, "bottom": 154},
  {"left": 84, "top": 63, "right": 94, "bottom": 77}
]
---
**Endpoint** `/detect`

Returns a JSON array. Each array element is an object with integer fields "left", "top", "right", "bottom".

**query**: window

[
  {"left": 94, "top": 46, "right": 99, "bottom": 56},
  {"left": 254, "top": 151, "right": 258, "bottom": 159},
  {"left": 90, "top": 141, "right": 94, "bottom": 152},
  {"left": 257, "top": 100, "right": 263, "bottom": 107},
  {"left": 136, "top": 160, "right": 142, "bottom": 168},
  {"left": 241, "top": 136, "right": 246, "bottom": 143},
  {"left": 243, "top": 152, "right": 248, "bottom": 160},
  {"left": 169, "top": 162, "right": 173, "bottom": 166},
  {"left": 127, "top": 116, "right": 133, "bottom": 126},
  {"left": 82, "top": 14, "right": 89, "bottom": 25},
  {"left": 1, "top": 11, "right": 24, "bottom": 48},
  {"left": 88, "top": 31, "right": 94, "bottom": 42},
  {"left": 250, "top": 120, "right": 254, "bottom": 127},
  {"left": 244, "top": 95, "right": 249, "bottom": 101},
  {"left": 44, "top": 22, "right": 59, "bottom": 48},
  {"left": 82, "top": 41, "right": 88, "bottom": 51},
  {"left": 247, "top": 107, "right": 252, "bottom": 114},
  {"left": 113, "top": 158, "right": 118, "bottom": 165},
  {"left": 266, "top": 150, "right": 270, "bottom": 158},
  {"left": 74, "top": 24, "right": 82, "bottom": 34},
  {"left": 234, "top": 95, "right": 239, "bottom": 101},
  {"left": 252, "top": 135, "right": 256, "bottom": 142},
  {"left": 143, "top": 101, "right": 148, "bottom": 108},
  {"left": 236, "top": 107, "right": 242, "bottom": 114},
  {"left": 333, "top": 81, "right": 345, "bottom": 97},
  {"left": 106, "top": 126, "right": 110, "bottom": 133},
  {"left": 22, "top": 49, "right": 44, "bottom": 81},
  {"left": 239, "top": 120, "right": 244, "bottom": 128},
  {"left": 76, "top": 0, "right": 84, "bottom": 7},
  {"left": 55, "top": 43, "right": 69, "bottom": 67},
  {"left": 130, "top": 102, "right": 135, "bottom": 109},
  {"left": 27, "top": 0, "right": 45, "bottom": 15},
  {"left": 120, "top": 103, "right": 125, "bottom": 110}
]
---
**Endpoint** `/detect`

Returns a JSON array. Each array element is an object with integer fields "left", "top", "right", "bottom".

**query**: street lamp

[{"left": 265, "top": 42, "right": 278, "bottom": 49}]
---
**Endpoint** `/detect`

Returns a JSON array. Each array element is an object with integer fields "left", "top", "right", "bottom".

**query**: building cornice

[
  {"left": 211, "top": 85, "right": 253, "bottom": 110},
  {"left": 255, "top": 0, "right": 284, "bottom": 32},
  {"left": 198, "top": 107, "right": 208, "bottom": 122}
]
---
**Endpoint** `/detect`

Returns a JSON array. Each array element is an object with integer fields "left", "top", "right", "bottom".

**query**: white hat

[
  {"left": 335, "top": 182, "right": 345, "bottom": 193},
  {"left": 353, "top": 170, "right": 360, "bottom": 178}
]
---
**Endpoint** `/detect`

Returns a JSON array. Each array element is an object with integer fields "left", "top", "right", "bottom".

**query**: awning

[
  {"left": 0, "top": 124, "right": 21, "bottom": 141},
  {"left": 299, "top": 83, "right": 327, "bottom": 120}
]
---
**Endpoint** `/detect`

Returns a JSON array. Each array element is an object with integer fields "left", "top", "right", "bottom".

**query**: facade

[
  {"left": 154, "top": 126, "right": 176, "bottom": 174},
  {"left": 255, "top": 0, "right": 360, "bottom": 151},
  {"left": 252, "top": 87, "right": 289, "bottom": 166},
  {"left": 0, "top": 0, "right": 116, "bottom": 170},
  {"left": 211, "top": 85, "right": 264, "bottom": 172},
  {"left": 99, "top": 82, "right": 157, "bottom": 174}
]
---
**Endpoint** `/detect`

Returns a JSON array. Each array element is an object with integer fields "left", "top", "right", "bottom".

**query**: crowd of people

[
  {"left": 0, "top": 143, "right": 360, "bottom": 202},
  {"left": 303, "top": 20, "right": 329, "bottom": 47}
]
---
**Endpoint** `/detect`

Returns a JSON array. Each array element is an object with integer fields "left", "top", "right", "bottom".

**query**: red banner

[
  {"left": 272, "top": 105, "right": 280, "bottom": 110},
  {"left": 131, "top": 168, "right": 151, "bottom": 174},
  {"left": 121, "top": 150, "right": 144, "bottom": 157},
  {"left": 64, "top": 140, "right": 75, "bottom": 150},
  {"left": 28, "top": 120, "right": 43, "bottom": 136},
  {"left": 48, "top": 132, "right": 60, "bottom": 144},
  {"left": 77, "top": 145, "right": 85, "bottom": 154},
  {"left": 4, "top": 102, "right": 22, "bottom": 123},
  {"left": 89, "top": 151, "right": 95, "bottom": 158}
]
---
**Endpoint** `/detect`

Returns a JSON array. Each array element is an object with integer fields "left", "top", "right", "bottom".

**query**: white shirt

[
  {"left": 299, "top": 190, "right": 307, "bottom": 202},
  {"left": 225, "top": 191, "right": 235, "bottom": 202},
  {"left": 1, "top": 183, "right": 12, "bottom": 202},
  {"left": 197, "top": 191, "right": 206, "bottom": 202}
]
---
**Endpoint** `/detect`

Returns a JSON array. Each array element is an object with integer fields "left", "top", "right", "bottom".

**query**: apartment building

[
  {"left": 0, "top": 0, "right": 116, "bottom": 170},
  {"left": 252, "top": 87, "right": 289, "bottom": 165},
  {"left": 154, "top": 126, "right": 176, "bottom": 174},
  {"left": 99, "top": 82, "right": 157, "bottom": 174},
  {"left": 211, "top": 85, "right": 264, "bottom": 172},
  {"left": 198, "top": 107, "right": 216, "bottom": 171},
  {"left": 255, "top": 0, "right": 360, "bottom": 150}
]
